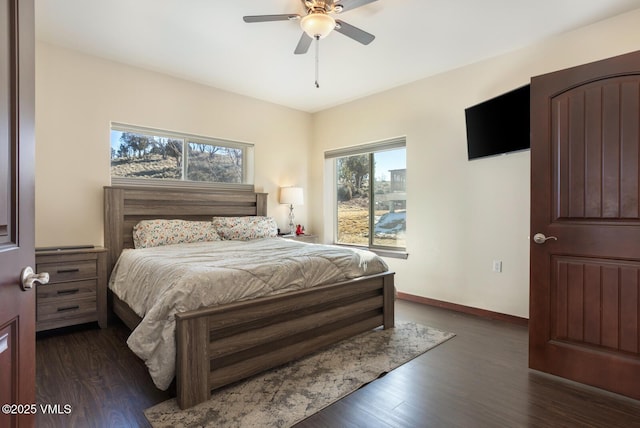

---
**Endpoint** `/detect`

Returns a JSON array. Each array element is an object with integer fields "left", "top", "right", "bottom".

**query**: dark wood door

[
  {"left": 0, "top": 0, "right": 36, "bottom": 426},
  {"left": 530, "top": 50, "right": 640, "bottom": 400}
]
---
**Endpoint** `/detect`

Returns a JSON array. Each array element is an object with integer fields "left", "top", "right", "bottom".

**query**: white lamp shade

[
  {"left": 280, "top": 187, "right": 304, "bottom": 205},
  {"left": 300, "top": 13, "right": 335, "bottom": 39}
]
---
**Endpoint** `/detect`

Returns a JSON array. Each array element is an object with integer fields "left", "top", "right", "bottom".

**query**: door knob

[
  {"left": 20, "top": 266, "right": 49, "bottom": 291},
  {"left": 533, "top": 233, "right": 557, "bottom": 244}
]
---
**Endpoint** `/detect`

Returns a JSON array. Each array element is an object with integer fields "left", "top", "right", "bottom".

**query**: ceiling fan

[
  {"left": 243, "top": 0, "right": 377, "bottom": 55},
  {"left": 243, "top": 0, "right": 378, "bottom": 87}
]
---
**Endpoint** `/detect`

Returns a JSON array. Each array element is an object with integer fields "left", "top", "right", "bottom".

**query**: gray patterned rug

[{"left": 144, "top": 321, "right": 455, "bottom": 427}]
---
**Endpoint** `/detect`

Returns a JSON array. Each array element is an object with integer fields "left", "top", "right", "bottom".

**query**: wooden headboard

[{"left": 103, "top": 186, "right": 268, "bottom": 271}]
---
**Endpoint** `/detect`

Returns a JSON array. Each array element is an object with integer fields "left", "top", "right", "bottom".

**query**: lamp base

[{"left": 288, "top": 204, "right": 296, "bottom": 235}]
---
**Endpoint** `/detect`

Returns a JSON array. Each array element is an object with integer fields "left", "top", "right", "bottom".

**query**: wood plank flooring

[{"left": 36, "top": 300, "right": 640, "bottom": 427}]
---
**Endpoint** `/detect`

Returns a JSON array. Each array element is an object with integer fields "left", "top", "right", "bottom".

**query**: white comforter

[{"left": 108, "top": 238, "right": 388, "bottom": 390}]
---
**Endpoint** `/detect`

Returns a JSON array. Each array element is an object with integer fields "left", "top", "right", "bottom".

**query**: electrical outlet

[{"left": 492, "top": 260, "right": 502, "bottom": 273}]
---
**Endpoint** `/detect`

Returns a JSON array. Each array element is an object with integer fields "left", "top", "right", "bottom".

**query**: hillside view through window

[{"left": 110, "top": 126, "right": 252, "bottom": 186}]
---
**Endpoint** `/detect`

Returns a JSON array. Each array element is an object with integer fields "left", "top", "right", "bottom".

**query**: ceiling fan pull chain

[{"left": 315, "top": 35, "right": 320, "bottom": 88}]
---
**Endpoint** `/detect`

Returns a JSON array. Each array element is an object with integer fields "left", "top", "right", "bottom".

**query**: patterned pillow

[
  {"left": 132, "top": 219, "right": 221, "bottom": 249},
  {"left": 212, "top": 216, "right": 278, "bottom": 241}
]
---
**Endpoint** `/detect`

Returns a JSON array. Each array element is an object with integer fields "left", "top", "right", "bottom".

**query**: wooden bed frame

[{"left": 103, "top": 186, "right": 395, "bottom": 409}]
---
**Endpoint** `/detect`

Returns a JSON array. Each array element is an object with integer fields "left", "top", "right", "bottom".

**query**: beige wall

[
  {"left": 310, "top": 9, "right": 640, "bottom": 318},
  {"left": 35, "top": 9, "right": 640, "bottom": 319},
  {"left": 35, "top": 42, "right": 312, "bottom": 247}
]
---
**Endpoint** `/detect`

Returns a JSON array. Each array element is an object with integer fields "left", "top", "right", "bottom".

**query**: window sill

[
  {"left": 334, "top": 244, "right": 408, "bottom": 260},
  {"left": 111, "top": 177, "right": 255, "bottom": 192}
]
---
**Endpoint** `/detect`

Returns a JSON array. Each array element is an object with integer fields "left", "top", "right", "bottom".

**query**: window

[
  {"left": 326, "top": 137, "right": 406, "bottom": 253},
  {"left": 110, "top": 123, "right": 254, "bottom": 190}
]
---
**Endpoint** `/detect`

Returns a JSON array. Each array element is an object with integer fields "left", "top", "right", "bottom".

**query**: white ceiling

[{"left": 35, "top": 0, "right": 640, "bottom": 113}]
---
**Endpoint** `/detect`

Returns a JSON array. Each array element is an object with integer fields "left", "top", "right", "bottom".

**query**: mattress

[{"left": 108, "top": 237, "right": 389, "bottom": 390}]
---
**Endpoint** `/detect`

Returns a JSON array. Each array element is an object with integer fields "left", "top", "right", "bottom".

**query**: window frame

[
  {"left": 326, "top": 137, "right": 408, "bottom": 258},
  {"left": 110, "top": 122, "right": 255, "bottom": 191}
]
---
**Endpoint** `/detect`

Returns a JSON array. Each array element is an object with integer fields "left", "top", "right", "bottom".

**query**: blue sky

[
  {"left": 374, "top": 148, "right": 406, "bottom": 181},
  {"left": 110, "top": 130, "right": 120, "bottom": 151}
]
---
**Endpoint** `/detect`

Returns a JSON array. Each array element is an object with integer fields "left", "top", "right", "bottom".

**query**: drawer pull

[
  {"left": 57, "top": 288, "right": 79, "bottom": 296},
  {"left": 57, "top": 305, "right": 80, "bottom": 313},
  {"left": 57, "top": 268, "right": 80, "bottom": 274}
]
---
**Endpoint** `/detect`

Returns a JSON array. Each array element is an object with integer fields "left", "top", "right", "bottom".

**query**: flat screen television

[{"left": 464, "top": 84, "right": 530, "bottom": 160}]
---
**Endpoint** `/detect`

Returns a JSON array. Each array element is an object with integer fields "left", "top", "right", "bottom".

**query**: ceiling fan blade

[
  {"left": 294, "top": 33, "right": 313, "bottom": 55},
  {"left": 243, "top": 14, "right": 300, "bottom": 23},
  {"left": 334, "top": 0, "right": 378, "bottom": 13},
  {"left": 334, "top": 19, "right": 375, "bottom": 45}
]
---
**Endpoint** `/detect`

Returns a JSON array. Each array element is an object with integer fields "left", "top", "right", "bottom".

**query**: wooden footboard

[
  {"left": 104, "top": 186, "right": 395, "bottom": 410},
  {"left": 175, "top": 271, "right": 394, "bottom": 409}
]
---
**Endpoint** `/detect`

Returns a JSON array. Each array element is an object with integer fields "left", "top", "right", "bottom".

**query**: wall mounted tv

[{"left": 464, "top": 84, "right": 530, "bottom": 160}]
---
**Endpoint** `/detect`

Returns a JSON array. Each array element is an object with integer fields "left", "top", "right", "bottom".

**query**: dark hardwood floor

[{"left": 36, "top": 300, "right": 640, "bottom": 427}]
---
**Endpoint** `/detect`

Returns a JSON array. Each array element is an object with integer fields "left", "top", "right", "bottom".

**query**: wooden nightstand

[
  {"left": 35, "top": 247, "right": 108, "bottom": 332},
  {"left": 281, "top": 234, "right": 319, "bottom": 244}
]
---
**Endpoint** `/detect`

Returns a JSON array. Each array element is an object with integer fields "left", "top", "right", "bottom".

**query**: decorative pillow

[
  {"left": 132, "top": 219, "right": 221, "bottom": 249},
  {"left": 212, "top": 216, "right": 278, "bottom": 241}
]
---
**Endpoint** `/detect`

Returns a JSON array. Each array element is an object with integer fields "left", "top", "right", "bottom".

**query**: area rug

[{"left": 144, "top": 321, "right": 455, "bottom": 427}]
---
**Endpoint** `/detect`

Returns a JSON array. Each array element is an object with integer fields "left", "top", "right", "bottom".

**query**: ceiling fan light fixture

[{"left": 300, "top": 13, "right": 336, "bottom": 39}]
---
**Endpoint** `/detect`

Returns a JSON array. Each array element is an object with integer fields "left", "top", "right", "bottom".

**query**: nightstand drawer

[
  {"left": 37, "top": 260, "right": 97, "bottom": 283},
  {"left": 37, "top": 279, "right": 97, "bottom": 301},
  {"left": 35, "top": 247, "right": 108, "bottom": 332},
  {"left": 37, "top": 294, "right": 97, "bottom": 322}
]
